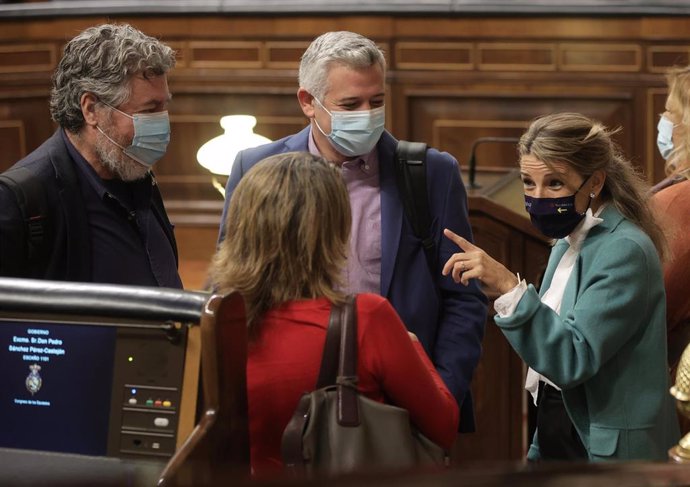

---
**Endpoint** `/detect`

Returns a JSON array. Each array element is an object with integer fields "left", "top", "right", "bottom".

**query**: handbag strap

[
  {"left": 336, "top": 295, "right": 360, "bottom": 426},
  {"left": 315, "top": 299, "right": 345, "bottom": 388},
  {"left": 281, "top": 295, "right": 357, "bottom": 470}
]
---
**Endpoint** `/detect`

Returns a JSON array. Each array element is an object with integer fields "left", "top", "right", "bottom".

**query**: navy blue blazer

[{"left": 220, "top": 127, "right": 488, "bottom": 432}]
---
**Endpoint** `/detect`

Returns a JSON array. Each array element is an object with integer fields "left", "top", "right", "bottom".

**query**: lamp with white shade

[{"left": 196, "top": 115, "right": 272, "bottom": 198}]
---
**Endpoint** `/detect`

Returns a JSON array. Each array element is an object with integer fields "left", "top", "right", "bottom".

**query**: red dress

[{"left": 247, "top": 293, "right": 459, "bottom": 476}]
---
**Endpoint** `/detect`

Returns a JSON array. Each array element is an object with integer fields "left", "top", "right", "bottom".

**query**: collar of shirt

[
  {"left": 563, "top": 204, "right": 606, "bottom": 251},
  {"left": 62, "top": 128, "right": 111, "bottom": 201},
  {"left": 307, "top": 126, "right": 379, "bottom": 178},
  {"left": 61, "top": 128, "right": 152, "bottom": 211}
]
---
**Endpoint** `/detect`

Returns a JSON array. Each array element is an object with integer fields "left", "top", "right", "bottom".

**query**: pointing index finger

[{"left": 443, "top": 228, "right": 477, "bottom": 252}]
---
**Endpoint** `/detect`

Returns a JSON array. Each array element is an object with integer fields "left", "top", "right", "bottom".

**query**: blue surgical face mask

[
  {"left": 657, "top": 115, "right": 676, "bottom": 161},
  {"left": 524, "top": 177, "right": 592, "bottom": 239},
  {"left": 97, "top": 103, "right": 171, "bottom": 168},
  {"left": 313, "top": 97, "right": 385, "bottom": 157}
]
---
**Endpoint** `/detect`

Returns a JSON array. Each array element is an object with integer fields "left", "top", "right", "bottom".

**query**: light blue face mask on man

[
  {"left": 657, "top": 115, "right": 676, "bottom": 161},
  {"left": 313, "top": 97, "right": 385, "bottom": 157},
  {"left": 97, "top": 103, "right": 171, "bottom": 168}
]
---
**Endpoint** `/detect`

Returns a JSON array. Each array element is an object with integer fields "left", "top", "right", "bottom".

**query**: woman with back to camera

[
  {"left": 209, "top": 151, "right": 458, "bottom": 476},
  {"left": 443, "top": 112, "right": 679, "bottom": 461},
  {"left": 651, "top": 65, "right": 690, "bottom": 366}
]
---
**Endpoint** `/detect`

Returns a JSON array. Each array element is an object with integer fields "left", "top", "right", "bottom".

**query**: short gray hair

[
  {"left": 50, "top": 23, "right": 176, "bottom": 133},
  {"left": 298, "top": 31, "right": 386, "bottom": 101}
]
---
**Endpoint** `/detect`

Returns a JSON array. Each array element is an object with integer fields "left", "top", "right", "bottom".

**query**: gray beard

[{"left": 95, "top": 129, "right": 149, "bottom": 182}]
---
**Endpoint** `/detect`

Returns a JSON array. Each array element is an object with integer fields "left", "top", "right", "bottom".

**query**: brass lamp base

[{"left": 668, "top": 433, "right": 690, "bottom": 463}]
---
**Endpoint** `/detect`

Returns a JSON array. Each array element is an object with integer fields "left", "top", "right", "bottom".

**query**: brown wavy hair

[
  {"left": 209, "top": 152, "right": 351, "bottom": 335},
  {"left": 519, "top": 112, "right": 667, "bottom": 261}
]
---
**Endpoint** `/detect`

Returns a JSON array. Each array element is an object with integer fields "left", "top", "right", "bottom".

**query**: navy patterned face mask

[{"left": 524, "top": 177, "right": 591, "bottom": 239}]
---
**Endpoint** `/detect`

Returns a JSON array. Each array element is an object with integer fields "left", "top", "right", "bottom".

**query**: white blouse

[{"left": 494, "top": 205, "right": 605, "bottom": 404}]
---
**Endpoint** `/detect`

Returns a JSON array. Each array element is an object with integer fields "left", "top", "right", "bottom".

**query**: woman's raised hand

[{"left": 442, "top": 228, "right": 519, "bottom": 295}]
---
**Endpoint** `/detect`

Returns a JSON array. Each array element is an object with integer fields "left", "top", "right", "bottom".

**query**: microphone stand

[{"left": 467, "top": 136, "right": 521, "bottom": 189}]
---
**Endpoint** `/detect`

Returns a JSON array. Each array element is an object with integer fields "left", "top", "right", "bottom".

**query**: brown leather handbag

[{"left": 281, "top": 295, "right": 448, "bottom": 476}]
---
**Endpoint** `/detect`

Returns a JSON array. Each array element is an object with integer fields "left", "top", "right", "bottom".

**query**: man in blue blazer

[{"left": 219, "top": 31, "right": 487, "bottom": 432}]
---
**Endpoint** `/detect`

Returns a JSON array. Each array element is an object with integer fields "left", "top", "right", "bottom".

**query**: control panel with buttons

[{"left": 106, "top": 326, "right": 188, "bottom": 458}]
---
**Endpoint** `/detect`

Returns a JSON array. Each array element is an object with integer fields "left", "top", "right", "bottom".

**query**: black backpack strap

[
  {"left": 395, "top": 140, "right": 435, "bottom": 268},
  {"left": 0, "top": 166, "right": 51, "bottom": 268}
]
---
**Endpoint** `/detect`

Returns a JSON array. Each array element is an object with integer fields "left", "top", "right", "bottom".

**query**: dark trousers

[{"left": 536, "top": 382, "right": 588, "bottom": 460}]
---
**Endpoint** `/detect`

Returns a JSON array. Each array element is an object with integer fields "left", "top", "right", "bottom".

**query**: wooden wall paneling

[
  {"left": 477, "top": 43, "right": 556, "bottom": 72},
  {"left": 395, "top": 42, "right": 474, "bottom": 71},
  {"left": 522, "top": 237, "right": 551, "bottom": 288},
  {"left": 647, "top": 87, "right": 668, "bottom": 182},
  {"left": 404, "top": 88, "right": 635, "bottom": 174},
  {"left": 0, "top": 120, "right": 25, "bottom": 172},
  {"left": 432, "top": 119, "right": 528, "bottom": 172},
  {"left": 393, "top": 17, "right": 643, "bottom": 40},
  {"left": 0, "top": 43, "right": 55, "bottom": 73},
  {"left": 559, "top": 43, "right": 642, "bottom": 72},
  {"left": 167, "top": 41, "right": 187, "bottom": 68},
  {"left": 647, "top": 45, "right": 690, "bottom": 74},
  {"left": 471, "top": 214, "right": 513, "bottom": 266},
  {"left": 0, "top": 98, "right": 55, "bottom": 171},
  {"left": 403, "top": 90, "right": 534, "bottom": 168},
  {"left": 188, "top": 41, "right": 263, "bottom": 69},
  {"left": 264, "top": 41, "right": 308, "bottom": 69},
  {"left": 174, "top": 226, "right": 220, "bottom": 291},
  {"left": 453, "top": 306, "right": 526, "bottom": 462},
  {"left": 387, "top": 81, "right": 407, "bottom": 140},
  {"left": 627, "top": 85, "right": 649, "bottom": 181},
  {"left": 453, "top": 214, "right": 526, "bottom": 462}
]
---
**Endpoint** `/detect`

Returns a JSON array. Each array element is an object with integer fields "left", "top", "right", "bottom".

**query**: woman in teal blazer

[{"left": 443, "top": 112, "right": 679, "bottom": 461}]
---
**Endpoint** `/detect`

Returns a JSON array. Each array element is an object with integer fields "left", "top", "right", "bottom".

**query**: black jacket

[{"left": 0, "top": 129, "right": 177, "bottom": 281}]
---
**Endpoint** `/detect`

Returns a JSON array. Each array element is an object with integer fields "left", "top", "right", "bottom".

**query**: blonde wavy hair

[
  {"left": 663, "top": 65, "right": 690, "bottom": 178},
  {"left": 209, "top": 152, "right": 351, "bottom": 335},
  {"left": 519, "top": 112, "right": 667, "bottom": 261}
]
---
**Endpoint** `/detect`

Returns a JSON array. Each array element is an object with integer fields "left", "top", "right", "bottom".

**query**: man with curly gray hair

[{"left": 0, "top": 23, "right": 182, "bottom": 288}]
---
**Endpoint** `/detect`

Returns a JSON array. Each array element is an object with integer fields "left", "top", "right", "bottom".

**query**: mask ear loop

[
  {"left": 577, "top": 192, "right": 595, "bottom": 216},
  {"left": 311, "top": 96, "right": 333, "bottom": 137},
  {"left": 573, "top": 176, "right": 593, "bottom": 216}
]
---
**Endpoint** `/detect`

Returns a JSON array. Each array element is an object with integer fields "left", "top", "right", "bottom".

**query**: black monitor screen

[{"left": 0, "top": 321, "right": 116, "bottom": 456}]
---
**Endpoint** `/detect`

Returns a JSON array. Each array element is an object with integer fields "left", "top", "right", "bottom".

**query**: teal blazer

[{"left": 495, "top": 205, "right": 679, "bottom": 461}]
